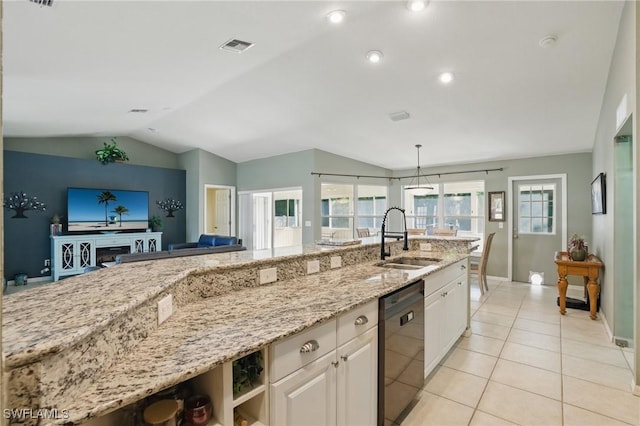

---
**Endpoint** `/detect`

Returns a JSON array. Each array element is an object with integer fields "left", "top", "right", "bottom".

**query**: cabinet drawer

[
  {"left": 337, "top": 300, "right": 378, "bottom": 347},
  {"left": 425, "top": 259, "right": 468, "bottom": 296},
  {"left": 270, "top": 319, "right": 337, "bottom": 382},
  {"left": 95, "top": 238, "right": 131, "bottom": 247}
]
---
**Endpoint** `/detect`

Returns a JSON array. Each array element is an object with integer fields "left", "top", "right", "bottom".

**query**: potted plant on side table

[{"left": 568, "top": 233, "right": 587, "bottom": 261}]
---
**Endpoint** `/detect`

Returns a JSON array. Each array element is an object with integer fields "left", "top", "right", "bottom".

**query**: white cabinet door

[
  {"left": 442, "top": 280, "right": 462, "bottom": 353},
  {"left": 337, "top": 327, "right": 378, "bottom": 426},
  {"left": 424, "top": 290, "right": 444, "bottom": 377},
  {"left": 271, "top": 349, "right": 337, "bottom": 426}
]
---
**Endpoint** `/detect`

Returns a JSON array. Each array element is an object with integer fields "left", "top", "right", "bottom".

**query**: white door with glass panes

[{"left": 511, "top": 176, "right": 565, "bottom": 283}]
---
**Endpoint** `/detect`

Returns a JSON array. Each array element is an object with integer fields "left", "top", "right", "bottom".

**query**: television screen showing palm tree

[{"left": 67, "top": 188, "right": 149, "bottom": 232}]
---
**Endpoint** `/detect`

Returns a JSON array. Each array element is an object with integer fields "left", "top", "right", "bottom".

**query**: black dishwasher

[{"left": 378, "top": 279, "right": 425, "bottom": 426}]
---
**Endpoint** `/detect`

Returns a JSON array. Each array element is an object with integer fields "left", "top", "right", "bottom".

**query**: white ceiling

[{"left": 3, "top": 0, "right": 624, "bottom": 169}]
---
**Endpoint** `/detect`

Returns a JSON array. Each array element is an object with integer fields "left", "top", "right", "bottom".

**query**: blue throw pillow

[{"left": 197, "top": 234, "right": 217, "bottom": 248}]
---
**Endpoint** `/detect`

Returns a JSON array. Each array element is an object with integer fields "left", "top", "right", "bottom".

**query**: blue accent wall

[{"left": 3, "top": 151, "right": 186, "bottom": 279}]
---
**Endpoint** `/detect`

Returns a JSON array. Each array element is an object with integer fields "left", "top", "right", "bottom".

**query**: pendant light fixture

[{"left": 404, "top": 144, "right": 433, "bottom": 193}]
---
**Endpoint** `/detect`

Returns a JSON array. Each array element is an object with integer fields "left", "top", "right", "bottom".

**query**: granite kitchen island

[{"left": 2, "top": 236, "right": 477, "bottom": 425}]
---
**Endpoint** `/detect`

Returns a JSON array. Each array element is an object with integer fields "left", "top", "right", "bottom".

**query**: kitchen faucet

[{"left": 380, "top": 206, "right": 409, "bottom": 260}]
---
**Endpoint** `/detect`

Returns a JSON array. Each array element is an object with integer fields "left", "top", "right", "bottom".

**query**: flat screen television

[{"left": 67, "top": 188, "right": 149, "bottom": 232}]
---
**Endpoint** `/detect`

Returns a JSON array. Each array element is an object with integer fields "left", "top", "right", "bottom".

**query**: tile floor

[{"left": 400, "top": 278, "right": 640, "bottom": 426}]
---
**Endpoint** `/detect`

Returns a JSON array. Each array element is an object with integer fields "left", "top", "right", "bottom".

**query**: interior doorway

[
  {"left": 204, "top": 185, "right": 236, "bottom": 236},
  {"left": 508, "top": 174, "right": 567, "bottom": 283}
]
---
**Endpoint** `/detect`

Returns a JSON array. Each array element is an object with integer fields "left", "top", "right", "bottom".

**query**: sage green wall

[
  {"left": 591, "top": 0, "right": 637, "bottom": 348},
  {"left": 393, "top": 152, "right": 593, "bottom": 279},
  {"left": 236, "top": 149, "right": 392, "bottom": 243},
  {"left": 177, "top": 149, "right": 237, "bottom": 242},
  {"left": 4, "top": 136, "right": 180, "bottom": 169}
]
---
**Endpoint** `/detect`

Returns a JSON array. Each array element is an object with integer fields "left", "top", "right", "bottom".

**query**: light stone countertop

[
  {"left": 57, "top": 249, "right": 468, "bottom": 424},
  {"left": 1, "top": 236, "right": 475, "bottom": 425}
]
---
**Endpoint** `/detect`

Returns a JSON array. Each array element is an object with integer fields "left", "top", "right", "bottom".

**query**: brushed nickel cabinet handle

[
  {"left": 354, "top": 315, "right": 369, "bottom": 326},
  {"left": 300, "top": 340, "right": 320, "bottom": 353},
  {"left": 341, "top": 355, "right": 349, "bottom": 362}
]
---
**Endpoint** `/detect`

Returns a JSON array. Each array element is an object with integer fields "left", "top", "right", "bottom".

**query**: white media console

[{"left": 51, "top": 232, "right": 162, "bottom": 281}]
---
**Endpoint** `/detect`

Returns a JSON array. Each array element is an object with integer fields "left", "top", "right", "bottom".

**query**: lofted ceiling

[{"left": 3, "top": 0, "right": 624, "bottom": 169}]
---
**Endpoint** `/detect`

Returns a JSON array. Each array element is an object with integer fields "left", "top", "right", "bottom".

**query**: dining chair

[
  {"left": 407, "top": 228, "right": 426, "bottom": 235},
  {"left": 470, "top": 232, "right": 495, "bottom": 295},
  {"left": 356, "top": 228, "right": 370, "bottom": 238}
]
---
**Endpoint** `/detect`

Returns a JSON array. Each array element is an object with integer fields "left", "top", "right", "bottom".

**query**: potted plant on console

[
  {"left": 148, "top": 215, "right": 163, "bottom": 232},
  {"left": 568, "top": 233, "right": 587, "bottom": 261}
]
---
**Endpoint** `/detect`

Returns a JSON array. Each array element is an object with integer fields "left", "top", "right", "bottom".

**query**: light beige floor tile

[
  {"left": 456, "top": 333, "right": 505, "bottom": 357},
  {"left": 478, "top": 303, "right": 520, "bottom": 317},
  {"left": 563, "top": 403, "right": 634, "bottom": 426},
  {"left": 469, "top": 410, "right": 518, "bottom": 426},
  {"left": 491, "top": 359, "right": 561, "bottom": 400},
  {"left": 516, "top": 308, "right": 561, "bottom": 325},
  {"left": 472, "top": 311, "right": 516, "bottom": 328},
  {"left": 562, "top": 338, "right": 628, "bottom": 368},
  {"left": 500, "top": 342, "right": 561, "bottom": 372},
  {"left": 478, "top": 381, "right": 562, "bottom": 425},
  {"left": 563, "top": 375, "right": 640, "bottom": 425},
  {"left": 441, "top": 347, "right": 498, "bottom": 379},
  {"left": 513, "top": 317, "right": 560, "bottom": 336},
  {"left": 471, "top": 320, "right": 511, "bottom": 340},
  {"left": 423, "top": 365, "right": 487, "bottom": 408},
  {"left": 507, "top": 328, "right": 561, "bottom": 353},
  {"left": 562, "top": 354, "right": 633, "bottom": 392},
  {"left": 562, "top": 328, "right": 614, "bottom": 347},
  {"left": 399, "top": 392, "right": 474, "bottom": 426}
]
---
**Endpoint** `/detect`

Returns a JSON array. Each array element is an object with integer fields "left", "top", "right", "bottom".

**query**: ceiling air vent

[
  {"left": 220, "top": 39, "right": 255, "bottom": 54},
  {"left": 29, "top": 0, "right": 54, "bottom": 6},
  {"left": 128, "top": 109, "right": 149, "bottom": 113},
  {"left": 389, "top": 111, "right": 411, "bottom": 122}
]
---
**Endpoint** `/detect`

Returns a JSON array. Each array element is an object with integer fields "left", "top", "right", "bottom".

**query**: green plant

[
  {"left": 95, "top": 138, "right": 129, "bottom": 165},
  {"left": 50, "top": 213, "right": 62, "bottom": 224},
  {"left": 232, "top": 351, "right": 263, "bottom": 396},
  {"left": 148, "top": 215, "right": 163, "bottom": 231}
]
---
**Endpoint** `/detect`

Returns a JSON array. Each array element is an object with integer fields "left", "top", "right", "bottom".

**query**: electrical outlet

[
  {"left": 44, "top": 259, "right": 51, "bottom": 267},
  {"left": 420, "top": 243, "right": 432, "bottom": 251},
  {"left": 307, "top": 260, "right": 320, "bottom": 275},
  {"left": 259, "top": 267, "right": 277, "bottom": 284},
  {"left": 157, "top": 294, "right": 173, "bottom": 325},
  {"left": 330, "top": 256, "right": 342, "bottom": 269}
]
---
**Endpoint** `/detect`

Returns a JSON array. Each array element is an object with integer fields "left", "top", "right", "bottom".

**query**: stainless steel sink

[{"left": 377, "top": 257, "right": 441, "bottom": 270}]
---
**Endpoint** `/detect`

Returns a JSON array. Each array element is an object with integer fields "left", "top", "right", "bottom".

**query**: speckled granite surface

[{"left": 2, "top": 236, "right": 475, "bottom": 425}]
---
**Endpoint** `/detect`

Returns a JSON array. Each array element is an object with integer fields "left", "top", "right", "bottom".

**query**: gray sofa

[{"left": 115, "top": 234, "right": 245, "bottom": 264}]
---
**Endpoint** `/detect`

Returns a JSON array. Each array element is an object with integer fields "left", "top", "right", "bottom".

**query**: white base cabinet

[
  {"left": 424, "top": 259, "right": 469, "bottom": 378},
  {"left": 270, "top": 300, "right": 378, "bottom": 426}
]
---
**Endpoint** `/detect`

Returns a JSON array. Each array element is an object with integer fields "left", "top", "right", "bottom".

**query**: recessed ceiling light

[
  {"left": 128, "top": 108, "right": 149, "bottom": 113},
  {"left": 407, "top": 0, "right": 428, "bottom": 12},
  {"left": 438, "top": 72, "right": 454, "bottom": 84},
  {"left": 366, "top": 50, "right": 383, "bottom": 64},
  {"left": 327, "top": 10, "right": 346, "bottom": 24},
  {"left": 539, "top": 34, "right": 558, "bottom": 48}
]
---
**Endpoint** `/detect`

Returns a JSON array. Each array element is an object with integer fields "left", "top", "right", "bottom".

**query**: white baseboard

[
  {"left": 600, "top": 311, "right": 614, "bottom": 343},
  {"left": 487, "top": 275, "right": 510, "bottom": 282},
  {"left": 633, "top": 378, "right": 640, "bottom": 396}
]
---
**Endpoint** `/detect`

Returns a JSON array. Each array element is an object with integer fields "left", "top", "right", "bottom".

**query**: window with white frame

[
  {"left": 274, "top": 198, "right": 300, "bottom": 228},
  {"left": 321, "top": 183, "right": 387, "bottom": 238},
  {"left": 518, "top": 183, "right": 555, "bottom": 234},
  {"left": 403, "top": 181, "right": 484, "bottom": 237}
]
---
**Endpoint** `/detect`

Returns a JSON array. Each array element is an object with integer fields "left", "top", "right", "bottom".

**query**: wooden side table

[{"left": 554, "top": 251, "right": 603, "bottom": 320}]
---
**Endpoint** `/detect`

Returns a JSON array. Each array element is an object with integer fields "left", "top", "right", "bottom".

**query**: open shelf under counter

[{"left": 232, "top": 383, "right": 267, "bottom": 407}]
